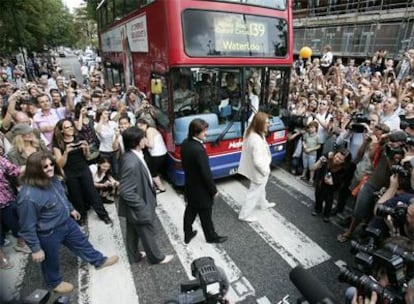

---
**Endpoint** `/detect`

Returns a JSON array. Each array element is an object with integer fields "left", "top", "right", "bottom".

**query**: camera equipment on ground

[{"left": 165, "top": 257, "right": 229, "bottom": 304}]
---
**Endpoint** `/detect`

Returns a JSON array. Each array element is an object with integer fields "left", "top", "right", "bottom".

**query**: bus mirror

[{"left": 151, "top": 79, "right": 162, "bottom": 95}]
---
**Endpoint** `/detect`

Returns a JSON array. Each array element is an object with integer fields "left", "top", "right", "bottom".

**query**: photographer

[
  {"left": 337, "top": 130, "right": 407, "bottom": 243},
  {"left": 311, "top": 148, "right": 352, "bottom": 222},
  {"left": 135, "top": 97, "right": 157, "bottom": 128},
  {"left": 381, "top": 96, "right": 401, "bottom": 132},
  {"left": 337, "top": 112, "right": 380, "bottom": 163},
  {"left": 370, "top": 168, "right": 414, "bottom": 240}
]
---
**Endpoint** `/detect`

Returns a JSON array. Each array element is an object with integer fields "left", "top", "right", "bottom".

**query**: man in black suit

[
  {"left": 119, "top": 126, "right": 173, "bottom": 264},
  {"left": 181, "top": 118, "right": 228, "bottom": 244}
]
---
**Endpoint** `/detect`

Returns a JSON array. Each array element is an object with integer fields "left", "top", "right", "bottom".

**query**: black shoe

[
  {"left": 207, "top": 236, "right": 228, "bottom": 244},
  {"left": 77, "top": 218, "right": 86, "bottom": 226},
  {"left": 101, "top": 216, "right": 113, "bottom": 225},
  {"left": 184, "top": 230, "right": 197, "bottom": 244},
  {"left": 311, "top": 210, "right": 319, "bottom": 216},
  {"left": 323, "top": 216, "right": 330, "bottom": 223}
]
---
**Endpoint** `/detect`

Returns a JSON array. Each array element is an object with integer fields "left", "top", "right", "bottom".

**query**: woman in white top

[
  {"left": 136, "top": 118, "right": 167, "bottom": 192},
  {"left": 237, "top": 112, "right": 275, "bottom": 222},
  {"left": 95, "top": 108, "right": 119, "bottom": 177}
]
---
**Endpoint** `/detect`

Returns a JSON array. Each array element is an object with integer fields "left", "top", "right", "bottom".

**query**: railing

[{"left": 293, "top": 0, "right": 413, "bottom": 18}]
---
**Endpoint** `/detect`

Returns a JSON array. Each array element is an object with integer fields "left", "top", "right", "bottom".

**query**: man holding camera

[
  {"left": 381, "top": 96, "right": 401, "bottom": 131},
  {"left": 338, "top": 130, "right": 407, "bottom": 242}
]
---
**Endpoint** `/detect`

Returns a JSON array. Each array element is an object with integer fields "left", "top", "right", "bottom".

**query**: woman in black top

[
  {"left": 53, "top": 119, "right": 112, "bottom": 225},
  {"left": 74, "top": 102, "right": 100, "bottom": 164}
]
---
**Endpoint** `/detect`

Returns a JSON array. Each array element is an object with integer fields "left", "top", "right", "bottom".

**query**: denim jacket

[{"left": 17, "top": 177, "right": 74, "bottom": 253}]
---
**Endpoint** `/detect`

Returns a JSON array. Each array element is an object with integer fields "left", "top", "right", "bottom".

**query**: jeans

[
  {"left": 38, "top": 218, "right": 106, "bottom": 288},
  {"left": 0, "top": 201, "right": 20, "bottom": 245}
]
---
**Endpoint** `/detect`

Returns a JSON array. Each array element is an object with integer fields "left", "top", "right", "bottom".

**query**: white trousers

[{"left": 238, "top": 175, "right": 269, "bottom": 220}]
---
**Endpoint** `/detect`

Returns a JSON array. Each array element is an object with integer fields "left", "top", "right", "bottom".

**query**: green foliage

[{"left": 0, "top": 0, "right": 78, "bottom": 53}]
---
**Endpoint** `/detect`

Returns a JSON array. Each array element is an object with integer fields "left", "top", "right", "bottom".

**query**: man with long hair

[
  {"left": 238, "top": 112, "right": 275, "bottom": 222},
  {"left": 17, "top": 151, "right": 118, "bottom": 293}
]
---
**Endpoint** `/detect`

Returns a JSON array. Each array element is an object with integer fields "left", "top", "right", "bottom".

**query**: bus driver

[{"left": 173, "top": 76, "right": 197, "bottom": 113}]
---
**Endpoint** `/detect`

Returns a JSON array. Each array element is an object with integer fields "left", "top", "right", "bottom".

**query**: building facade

[{"left": 293, "top": 0, "right": 414, "bottom": 61}]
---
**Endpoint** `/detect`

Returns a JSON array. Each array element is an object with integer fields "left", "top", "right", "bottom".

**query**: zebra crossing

[{"left": 0, "top": 167, "right": 351, "bottom": 304}]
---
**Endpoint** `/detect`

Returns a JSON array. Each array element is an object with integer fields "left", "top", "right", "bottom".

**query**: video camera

[
  {"left": 281, "top": 112, "right": 309, "bottom": 131},
  {"left": 348, "top": 112, "right": 370, "bottom": 133},
  {"left": 165, "top": 257, "right": 228, "bottom": 304}
]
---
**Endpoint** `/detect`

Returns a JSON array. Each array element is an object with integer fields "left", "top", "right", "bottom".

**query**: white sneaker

[
  {"left": 260, "top": 202, "right": 276, "bottom": 209},
  {"left": 158, "top": 254, "right": 174, "bottom": 264},
  {"left": 239, "top": 216, "right": 258, "bottom": 222}
]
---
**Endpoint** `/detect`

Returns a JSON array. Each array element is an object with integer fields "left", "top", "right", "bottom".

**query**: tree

[{"left": 0, "top": 0, "right": 77, "bottom": 54}]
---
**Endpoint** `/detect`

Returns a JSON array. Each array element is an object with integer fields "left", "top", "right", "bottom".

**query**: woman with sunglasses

[
  {"left": 53, "top": 119, "right": 112, "bottom": 226},
  {"left": 17, "top": 151, "right": 118, "bottom": 293}
]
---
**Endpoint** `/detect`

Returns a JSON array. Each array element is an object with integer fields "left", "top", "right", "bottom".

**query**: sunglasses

[
  {"left": 63, "top": 125, "right": 73, "bottom": 129},
  {"left": 43, "top": 162, "right": 55, "bottom": 169}
]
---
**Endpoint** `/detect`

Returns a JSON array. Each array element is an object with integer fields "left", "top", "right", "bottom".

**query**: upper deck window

[
  {"left": 183, "top": 10, "right": 288, "bottom": 58},
  {"left": 203, "top": 0, "right": 286, "bottom": 10}
]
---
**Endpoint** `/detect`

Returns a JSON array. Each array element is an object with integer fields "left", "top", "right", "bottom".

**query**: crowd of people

[
  {"left": 0, "top": 54, "right": 179, "bottom": 294},
  {"left": 288, "top": 46, "right": 414, "bottom": 303},
  {"left": 1, "top": 44, "right": 414, "bottom": 301}
]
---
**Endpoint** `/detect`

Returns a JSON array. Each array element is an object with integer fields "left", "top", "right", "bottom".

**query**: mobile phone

[{"left": 71, "top": 142, "right": 82, "bottom": 148}]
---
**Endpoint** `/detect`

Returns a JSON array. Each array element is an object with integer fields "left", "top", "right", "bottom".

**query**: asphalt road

[{"left": 1, "top": 166, "right": 355, "bottom": 304}]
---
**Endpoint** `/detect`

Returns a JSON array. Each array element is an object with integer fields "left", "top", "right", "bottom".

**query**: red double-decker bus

[{"left": 97, "top": 0, "right": 292, "bottom": 186}]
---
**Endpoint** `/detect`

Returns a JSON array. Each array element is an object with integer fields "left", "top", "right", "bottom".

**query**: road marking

[
  {"left": 218, "top": 179, "right": 330, "bottom": 269},
  {"left": 0, "top": 238, "right": 28, "bottom": 302},
  {"left": 156, "top": 183, "right": 270, "bottom": 303},
  {"left": 81, "top": 204, "right": 139, "bottom": 304},
  {"left": 270, "top": 168, "right": 314, "bottom": 205}
]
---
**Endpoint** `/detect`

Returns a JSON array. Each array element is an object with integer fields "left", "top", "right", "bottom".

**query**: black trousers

[
  {"left": 183, "top": 205, "right": 218, "bottom": 242},
  {"left": 314, "top": 183, "right": 335, "bottom": 217},
  {"left": 65, "top": 167, "right": 109, "bottom": 220}
]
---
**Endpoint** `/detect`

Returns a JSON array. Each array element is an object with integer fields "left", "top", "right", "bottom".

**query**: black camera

[
  {"left": 371, "top": 91, "right": 384, "bottom": 104},
  {"left": 281, "top": 113, "right": 309, "bottom": 131},
  {"left": 166, "top": 257, "right": 228, "bottom": 304},
  {"left": 339, "top": 268, "right": 404, "bottom": 303},
  {"left": 385, "top": 145, "right": 405, "bottom": 160},
  {"left": 349, "top": 113, "right": 370, "bottom": 133},
  {"left": 390, "top": 162, "right": 412, "bottom": 191},
  {"left": 376, "top": 204, "right": 408, "bottom": 228}
]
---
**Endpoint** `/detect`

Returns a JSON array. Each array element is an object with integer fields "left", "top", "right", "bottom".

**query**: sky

[{"left": 62, "top": 0, "right": 84, "bottom": 13}]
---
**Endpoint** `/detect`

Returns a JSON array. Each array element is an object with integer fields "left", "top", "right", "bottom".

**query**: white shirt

[
  {"left": 96, "top": 120, "right": 118, "bottom": 152},
  {"left": 131, "top": 149, "right": 153, "bottom": 185}
]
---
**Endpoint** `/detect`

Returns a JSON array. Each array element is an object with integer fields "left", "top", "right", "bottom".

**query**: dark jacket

[
  {"left": 119, "top": 150, "right": 157, "bottom": 224},
  {"left": 17, "top": 177, "right": 74, "bottom": 252},
  {"left": 181, "top": 138, "right": 217, "bottom": 209}
]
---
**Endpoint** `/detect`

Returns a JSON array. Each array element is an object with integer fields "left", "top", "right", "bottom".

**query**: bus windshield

[
  {"left": 207, "top": 0, "right": 286, "bottom": 10},
  {"left": 182, "top": 10, "right": 288, "bottom": 57},
  {"left": 170, "top": 67, "right": 289, "bottom": 144}
]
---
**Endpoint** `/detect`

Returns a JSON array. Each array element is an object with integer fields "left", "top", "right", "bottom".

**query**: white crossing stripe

[
  {"left": 156, "top": 182, "right": 271, "bottom": 303},
  {"left": 218, "top": 179, "right": 330, "bottom": 269},
  {"left": 81, "top": 204, "right": 139, "bottom": 304},
  {"left": 271, "top": 168, "right": 314, "bottom": 203}
]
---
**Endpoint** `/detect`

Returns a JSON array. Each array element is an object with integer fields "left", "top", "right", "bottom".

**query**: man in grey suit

[{"left": 119, "top": 126, "right": 173, "bottom": 264}]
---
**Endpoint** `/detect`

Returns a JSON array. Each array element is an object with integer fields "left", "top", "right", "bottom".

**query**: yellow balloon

[{"left": 300, "top": 47, "right": 312, "bottom": 59}]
